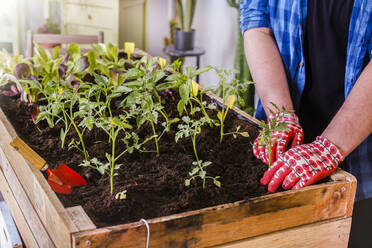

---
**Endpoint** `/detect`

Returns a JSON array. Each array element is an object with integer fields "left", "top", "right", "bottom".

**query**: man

[{"left": 240, "top": 1, "right": 372, "bottom": 247}]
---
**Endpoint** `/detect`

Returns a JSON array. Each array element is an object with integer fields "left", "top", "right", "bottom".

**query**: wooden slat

[
  {"left": 214, "top": 217, "right": 351, "bottom": 248},
  {"left": 0, "top": 109, "right": 78, "bottom": 248},
  {"left": 66, "top": 206, "right": 95, "bottom": 232},
  {"left": 0, "top": 197, "right": 23, "bottom": 248},
  {"left": 330, "top": 169, "right": 357, "bottom": 217},
  {"left": 0, "top": 168, "right": 39, "bottom": 248},
  {"left": 0, "top": 148, "right": 55, "bottom": 247},
  {"left": 33, "top": 33, "right": 100, "bottom": 45},
  {"left": 73, "top": 179, "right": 353, "bottom": 248}
]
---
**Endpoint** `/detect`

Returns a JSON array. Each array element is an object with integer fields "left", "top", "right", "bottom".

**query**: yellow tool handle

[{"left": 10, "top": 137, "right": 46, "bottom": 171}]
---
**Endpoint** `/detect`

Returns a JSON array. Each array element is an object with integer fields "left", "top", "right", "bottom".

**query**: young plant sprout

[
  {"left": 36, "top": 82, "right": 92, "bottom": 160},
  {"left": 223, "top": 125, "right": 250, "bottom": 139},
  {"left": 119, "top": 56, "right": 178, "bottom": 155},
  {"left": 115, "top": 190, "right": 127, "bottom": 200},
  {"left": 257, "top": 102, "right": 291, "bottom": 167},
  {"left": 213, "top": 68, "right": 255, "bottom": 142},
  {"left": 176, "top": 115, "right": 220, "bottom": 188},
  {"left": 217, "top": 94, "right": 236, "bottom": 143}
]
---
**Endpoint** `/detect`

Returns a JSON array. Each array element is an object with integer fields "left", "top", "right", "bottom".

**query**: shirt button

[{"left": 299, "top": 62, "right": 304, "bottom": 67}]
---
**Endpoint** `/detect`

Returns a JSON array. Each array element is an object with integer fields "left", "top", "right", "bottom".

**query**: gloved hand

[
  {"left": 260, "top": 136, "right": 344, "bottom": 192},
  {"left": 253, "top": 112, "right": 304, "bottom": 165}
]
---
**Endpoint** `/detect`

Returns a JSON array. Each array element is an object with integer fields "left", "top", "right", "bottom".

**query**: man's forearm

[
  {"left": 322, "top": 61, "right": 372, "bottom": 156},
  {"left": 243, "top": 28, "right": 293, "bottom": 114}
]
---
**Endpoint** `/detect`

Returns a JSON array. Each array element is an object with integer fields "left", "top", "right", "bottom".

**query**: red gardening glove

[
  {"left": 260, "top": 136, "right": 344, "bottom": 192},
  {"left": 253, "top": 112, "right": 304, "bottom": 165}
]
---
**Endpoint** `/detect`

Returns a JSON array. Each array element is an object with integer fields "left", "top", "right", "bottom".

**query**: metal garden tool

[{"left": 10, "top": 137, "right": 87, "bottom": 194}]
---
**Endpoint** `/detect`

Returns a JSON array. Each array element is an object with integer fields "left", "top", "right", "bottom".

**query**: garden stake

[{"left": 10, "top": 136, "right": 87, "bottom": 194}]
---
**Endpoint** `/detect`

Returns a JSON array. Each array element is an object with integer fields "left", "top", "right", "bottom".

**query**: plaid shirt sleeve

[{"left": 240, "top": 0, "right": 270, "bottom": 34}]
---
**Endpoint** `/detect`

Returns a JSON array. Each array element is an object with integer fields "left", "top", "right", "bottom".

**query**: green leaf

[
  {"left": 179, "top": 83, "right": 189, "bottom": 101},
  {"left": 191, "top": 66, "right": 212, "bottom": 78},
  {"left": 177, "top": 100, "right": 186, "bottom": 116},
  {"left": 35, "top": 111, "right": 48, "bottom": 124},
  {"left": 116, "top": 85, "right": 132, "bottom": 93},
  {"left": 153, "top": 70, "right": 166, "bottom": 83},
  {"left": 240, "top": 132, "right": 250, "bottom": 137},
  {"left": 269, "top": 102, "right": 280, "bottom": 112},
  {"left": 214, "top": 180, "right": 221, "bottom": 187},
  {"left": 97, "top": 166, "right": 105, "bottom": 175},
  {"left": 60, "top": 128, "right": 67, "bottom": 148},
  {"left": 87, "top": 50, "right": 98, "bottom": 72},
  {"left": 114, "top": 164, "right": 122, "bottom": 170},
  {"left": 199, "top": 170, "right": 206, "bottom": 178},
  {"left": 105, "top": 153, "right": 112, "bottom": 163},
  {"left": 202, "top": 161, "right": 212, "bottom": 167},
  {"left": 52, "top": 46, "right": 60, "bottom": 59},
  {"left": 190, "top": 167, "right": 200, "bottom": 176},
  {"left": 67, "top": 43, "right": 81, "bottom": 61},
  {"left": 185, "top": 179, "right": 191, "bottom": 186}
]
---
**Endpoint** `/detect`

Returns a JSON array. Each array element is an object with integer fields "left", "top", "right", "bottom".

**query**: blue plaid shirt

[{"left": 240, "top": 0, "right": 372, "bottom": 201}]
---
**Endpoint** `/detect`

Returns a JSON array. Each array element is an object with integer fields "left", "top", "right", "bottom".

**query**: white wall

[{"left": 146, "top": 0, "right": 238, "bottom": 88}]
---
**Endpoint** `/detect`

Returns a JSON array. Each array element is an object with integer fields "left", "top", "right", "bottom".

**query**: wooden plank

[
  {"left": 0, "top": 168, "right": 39, "bottom": 248},
  {"left": 73, "top": 179, "right": 353, "bottom": 248},
  {"left": 214, "top": 217, "right": 351, "bottom": 248},
  {"left": 0, "top": 109, "right": 79, "bottom": 248},
  {"left": 0, "top": 198, "right": 23, "bottom": 248},
  {"left": 33, "top": 33, "right": 101, "bottom": 45},
  {"left": 0, "top": 148, "right": 55, "bottom": 247},
  {"left": 66, "top": 206, "right": 95, "bottom": 232},
  {"left": 332, "top": 169, "right": 357, "bottom": 217}
]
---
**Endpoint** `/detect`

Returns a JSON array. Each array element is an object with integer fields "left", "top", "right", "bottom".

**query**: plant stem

[
  {"left": 67, "top": 106, "right": 89, "bottom": 160},
  {"left": 150, "top": 119, "right": 159, "bottom": 154},
  {"left": 192, "top": 131, "right": 199, "bottom": 162},
  {"left": 268, "top": 129, "right": 272, "bottom": 167},
  {"left": 193, "top": 97, "right": 210, "bottom": 120},
  {"left": 110, "top": 129, "right": 116, "bottom": 195},
  {"left": 192, "top": 131, "right": 206, "bottom": 188},
  {"left": 220, "top": 88, "right": 226, "bottom": 143}
]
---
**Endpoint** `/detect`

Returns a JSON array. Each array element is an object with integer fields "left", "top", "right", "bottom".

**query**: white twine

[{"left": 140, "top": 218, "right": 150, "bottom": 248}]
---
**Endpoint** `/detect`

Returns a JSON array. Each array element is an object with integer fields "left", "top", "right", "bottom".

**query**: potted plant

[{"left": 175, "top": 0, "right": 197, "bottom": 51}]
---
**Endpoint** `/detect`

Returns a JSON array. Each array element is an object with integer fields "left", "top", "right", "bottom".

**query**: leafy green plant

[
  {"left": 36, "top": 82, "right": 94, "bottom": 160},
  {"left": 176, "top": 0, "right": 198, "bottom": 32},
  {"left": 115, "top": 190, "right": 127, "bottom": 200},
  {"left": 120, "top": 56, "right": 179, "bottom": 155},
  {"left": 214, "top": 68, "right": 236, "bottom": 143},
  {"left": 223, "top": 125, "right": 250, "bottom": 139},
  {"left": 257, "top": 103, "right": 292, "bottom": 167},
  {"left": 214, "top": 68, "right": 254, "bottom": 142},
  {"left": 82, "top": 112, "right": 155, "bottom": 195},
  {"left": 176, "top": 115, "right": 220, "bottom": 188}
]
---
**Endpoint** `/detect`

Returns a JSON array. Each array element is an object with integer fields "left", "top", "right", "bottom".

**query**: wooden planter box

[{"left": 0, "top": 94, "right": 356, "bottom": 248}]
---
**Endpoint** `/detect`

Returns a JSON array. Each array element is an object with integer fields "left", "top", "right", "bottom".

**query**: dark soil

[{"left": 0, "top": 94, "right": 268, "bottom": 228}]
